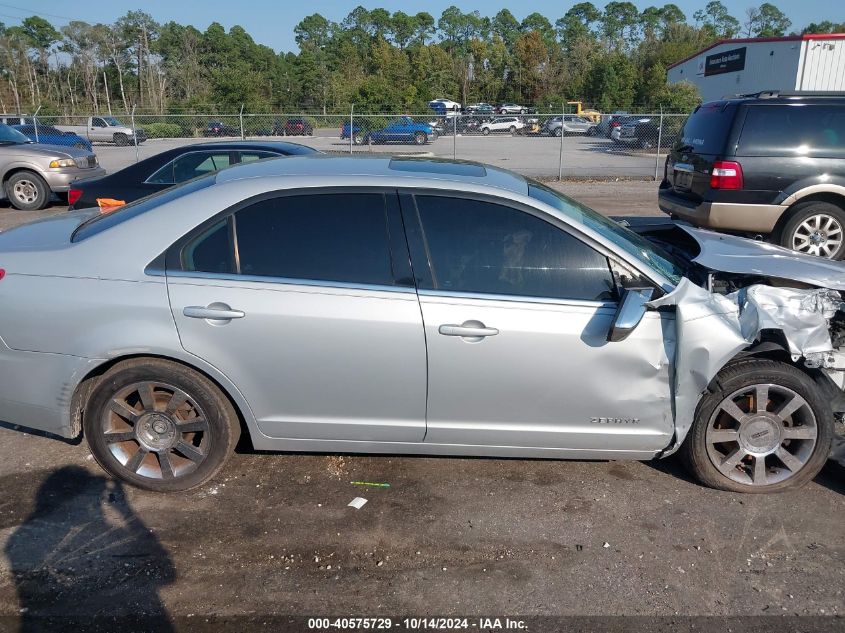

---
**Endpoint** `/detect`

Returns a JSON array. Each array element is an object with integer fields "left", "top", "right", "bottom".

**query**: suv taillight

[
  {"left": 68, "top": 188, "right": 83, "bottom": 206},
  {"left": 710, "top": 161, "right": 743, "bottom": 190}
]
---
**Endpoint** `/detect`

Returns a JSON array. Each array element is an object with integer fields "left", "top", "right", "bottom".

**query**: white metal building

[{"left": 667, "top": 34, "right": 845, "bottom": 102}]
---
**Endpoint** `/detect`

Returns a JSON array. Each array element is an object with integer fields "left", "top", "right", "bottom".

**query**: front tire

[
  {"left": 413, "top": 131, "right": 427, "bottom": 145},
  {"left": 779, "top": 200, "right": 845, "bottom": 260},
  {"left": 553, "top": 127, "right": 562, "bottom": 137},
  {"left": 5, "top": 171, "right": 50, "bottom": 210},
  {"left": 681, "top": 359, "right": 832, "bottom": 493},
  {"left": 113, "top": 133, "right": 128, "bottom": 146},
  {"left": 84, "top": 358, "right": 240, "bottom": 492},
  {"left": 482, "top": 127, "right": 491, "bottom": 135}
]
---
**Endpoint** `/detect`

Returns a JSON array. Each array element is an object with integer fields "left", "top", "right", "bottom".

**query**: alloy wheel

[
  {"left": 705, "top": 383, "right": 818, "bottom": 486},
  {"left": 101, "top": 381, "right": 211, "bottom": 481},
  {"left": 790, "top": 213, "right": 843, "bottom": 258}
]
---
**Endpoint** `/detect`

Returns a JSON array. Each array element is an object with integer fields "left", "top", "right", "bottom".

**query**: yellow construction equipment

[{"left": 567, "top": 101, "right": 602, "bottom": 123}]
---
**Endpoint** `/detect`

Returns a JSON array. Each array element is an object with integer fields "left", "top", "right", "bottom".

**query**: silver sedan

[{"left": 0, "top": 155, "right": 842, "bottom": 493}]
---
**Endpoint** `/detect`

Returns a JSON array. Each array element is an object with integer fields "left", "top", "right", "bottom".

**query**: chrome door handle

[
  {"left": 439, "top": 322, "right": 499, "bottom": 338},
  {"left": 183, "top": 304, "right": 245, "bottom": 320}
]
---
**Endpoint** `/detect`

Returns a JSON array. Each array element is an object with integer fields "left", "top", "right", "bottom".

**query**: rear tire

[
  {"left": 5, "top": 171, "right": 50, "bottom": 210},
  {"left": 778, "top": 200, "right": 845, "bottom": 260},
  {"left": 681, "top": 359, "right": 833, "bottom": 493},
  {"left": 84, "top": 358, "right": 240, "bottom": 492}
]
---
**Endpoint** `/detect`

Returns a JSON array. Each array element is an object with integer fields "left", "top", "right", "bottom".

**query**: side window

[
  {"left": 413, "top": 196, "right": 615, "bottom": 301},
  {"left": 234, "top": 193, "right": 396, "bottom": 286},
  {"left": 737, "top": 105, "right": 845, "bottom": 158},
  {"left": 238, "top": 151, "right": 279, "bottom": 163},
  {"left": 182, "top": 220, "right": 233, "bottom": 273},
  {"left": 147, "top": 152, "right": 232, "bottom": 185},
  {"left": 92, "top": 118, "right": 105, "bottom": 127}
]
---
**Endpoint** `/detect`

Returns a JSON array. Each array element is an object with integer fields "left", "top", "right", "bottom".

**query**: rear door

[{"left": 166, "top": 190, "right": 427, "bottom": 442}]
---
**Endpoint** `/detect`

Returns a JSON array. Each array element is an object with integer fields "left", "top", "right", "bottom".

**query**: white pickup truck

[{"left": 56, "top": 116, "right": 146, "bottom": 146}]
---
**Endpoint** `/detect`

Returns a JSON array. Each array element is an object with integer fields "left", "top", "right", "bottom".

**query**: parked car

[
  {"left": 0, "top": 114, "right": 34, "bottom": 126},
  {"left": 275, "top": 117, "right": 313, "bottom": 136},
  {"left": 464, "top": 103, "right": 495, "bottom": 116},
  {"left": 0, "top": 155, "right": 841, "bottom": 494},
  {"left": 12, "top": 124, "right": 92, "bottom": 151},
  {"left": 610, "top": 117, "right": 652, "bottom": 142},
  {"left": 605, "top": 113, "right": 637, "bottom": 138},
  {"left": 57, "top": 116, "right": 146, "bottom": 146},
  {"left": 68, "top": 140, "right": 318, "bottom": 211},
  {"left": 340, "top": 121, "right": 364, "bottom": 144},
  {"left": 481, "top": 117, "right": 525, "bottom": 135},
  {"left": 0, "top": 123, "right": 104, "bottom": 210},
  {"left": 203, "top": 120, "right": 240, "bottom": 137},
  {"left": 659, "top": 91, "right": 845, "bottom": 260},
  {"left": 363, "top": 116, "right": 436, "bottom": 145},
  {"left": 616, "top": 121, "right": 676, "bottom": 149},
  {"left": 428, "top": 99, "right": 461, "bottom": 116},
  {"left": 542, "top": 115, "right": 596, "bottom": 137},
  {"left": 498, "top": 103, "right": 529, "bottom": 114}
]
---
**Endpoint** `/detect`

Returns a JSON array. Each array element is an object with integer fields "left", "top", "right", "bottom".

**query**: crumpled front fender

[{"left": 649, "top": 278, "right": 843, "bottom": 455}]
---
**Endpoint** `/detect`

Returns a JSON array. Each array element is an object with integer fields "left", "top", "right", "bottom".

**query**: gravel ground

[{"left": 0, "top": 166, "right": 842, "bottom": 632}]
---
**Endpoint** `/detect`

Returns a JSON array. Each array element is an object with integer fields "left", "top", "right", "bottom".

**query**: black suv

[{"left": 659, "top": 91, "right": 845, "bottom": 260}]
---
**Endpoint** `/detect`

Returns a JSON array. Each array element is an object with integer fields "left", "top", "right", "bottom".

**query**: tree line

[{"left": 0, "top": 3, "right": 838, "bottom": 116}]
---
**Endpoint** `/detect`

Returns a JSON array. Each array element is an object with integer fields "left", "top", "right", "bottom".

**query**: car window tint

[
  {"left": 234, "top": 193, "right": 396, "bottom": 286},
  {"left": 239, "top": 151, "right": 279, "bottom": 163},
  {"left": 182, "top": 219, "right": 233, "bottom": 273},
  {"left": 148, "top": 152, "right": 232, "bottom": 184},
  {"left": 92, "top": 118, "right": 105, "bottom": 127},
  {"left": 676, "top": 102, "right": 734, "bottom": 154},
  {"left": 414, "top": 195, "right": 615, "bottom": 301},
  {"left": 737, "top": 104, "right": 845, "bottom": 158}
]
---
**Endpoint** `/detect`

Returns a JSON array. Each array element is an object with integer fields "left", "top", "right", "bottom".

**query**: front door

[
  {"left": 166, "top": 190, "right": 427, "bottom": 442},
  {"left": 401, "top": 193, "right": 674, "bottom": 453}
]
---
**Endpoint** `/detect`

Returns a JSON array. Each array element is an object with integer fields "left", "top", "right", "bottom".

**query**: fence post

[
  {"left": 557, "top": 102, "right": 564, "bottom": 181},
  {"left": 239, "top": 104, "right": 245, "bottom": 140},
  {"left": 349, "top": 104, "right": 354, "bottom": 155},
  {"left": 452, "top": 113, "right": 457, "bottom": 160},
  {"left": 654, "top": 106, "right": 664, "bottom": 181},
  {"left": 32, "top": 104, "right": 41, "bottom": 143},
  {"left": 131, "top": 105, "right": 139, "bottom": 163}
]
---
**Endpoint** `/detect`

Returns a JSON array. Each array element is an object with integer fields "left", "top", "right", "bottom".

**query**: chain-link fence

[{"left": 25, "top": 109, "right": 689, "bottom": 181}]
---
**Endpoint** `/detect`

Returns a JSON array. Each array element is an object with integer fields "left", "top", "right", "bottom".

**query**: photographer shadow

[{"left": 4, "top": 466, "right": 175, "bottom": 632}]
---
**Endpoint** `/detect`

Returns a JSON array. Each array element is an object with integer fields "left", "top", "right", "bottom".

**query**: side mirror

[{"left": 608, "top": 287, "right": 655, "bottom": 342}]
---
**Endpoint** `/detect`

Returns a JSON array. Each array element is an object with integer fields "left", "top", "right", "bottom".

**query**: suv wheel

[
  {"left": 779, "top": 201, "right": 845, "bottom": 260},
  {"left": 113, "top": 132, "right": 128, "bottom": 146},
  {"left": 6, "top": 171, "right": 50, "bottom": 210},
  {"left": 681, "top": 359, "right": 832, "bottom": 493},
  {"left": 553, "top": 127, "right": 562, "bottom": 137},
  {"left": 84, "top": 358, "right": 240, "bottom": 492}
]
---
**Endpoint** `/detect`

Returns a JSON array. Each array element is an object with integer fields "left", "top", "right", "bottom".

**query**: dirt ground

[{"left": 0, "top": 180, "right": 843, "bottom": 632}]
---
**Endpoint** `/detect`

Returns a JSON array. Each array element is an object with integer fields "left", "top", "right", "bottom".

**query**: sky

[{"left": 0, "top": 0, "right": 832, "bottom": 53}]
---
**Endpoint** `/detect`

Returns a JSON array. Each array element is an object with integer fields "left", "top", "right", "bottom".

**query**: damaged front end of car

[{"left": 619, "top": 218, "right": 845, "bottom": 454}]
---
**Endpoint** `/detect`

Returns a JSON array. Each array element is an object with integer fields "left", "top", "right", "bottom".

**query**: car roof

[{"left": 214, "top": 154, "right": 529, "bottom": 196}]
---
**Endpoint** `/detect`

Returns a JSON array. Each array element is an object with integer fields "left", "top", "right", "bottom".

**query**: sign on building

[{"left": 704, "top": 47, "right": 747, "bottom": 76}]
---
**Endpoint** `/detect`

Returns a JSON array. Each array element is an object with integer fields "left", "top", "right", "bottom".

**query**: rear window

[
  {"left": 736, "top": 104, "right": 845, "bottom": 158},
  {"left": 72, "top": 176, "right": 215, "bottom": 241},
  {"left": 676, "top": 102, "right": 735, "bottom": 155}
]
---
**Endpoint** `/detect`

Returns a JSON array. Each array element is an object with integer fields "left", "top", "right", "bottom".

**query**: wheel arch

[
  {"left": 771, "top": 189, "right": 845, "bottom": 240},
  {"left": 69, "top": 352, "right": 259, "bottom": 445}
]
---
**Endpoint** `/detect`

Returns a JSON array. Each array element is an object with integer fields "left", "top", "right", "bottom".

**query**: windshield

[
  {"left": 527, "top": 181, "right": 685, "bottom": 285},
  {"left": 0, "top": 124, "right": 32, "bottom": 144},
  {"left": 102, "top": 116, "right": 123, "bottom": 126}
]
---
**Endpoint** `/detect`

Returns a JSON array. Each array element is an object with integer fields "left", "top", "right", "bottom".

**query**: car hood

[
  {"left": 680, "top": 225, "right": 845, "bottom": 291},
  {"left": 0, "top": 142, "right": 92, "bottom": 158}
]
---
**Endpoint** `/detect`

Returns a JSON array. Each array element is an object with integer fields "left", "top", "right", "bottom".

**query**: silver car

[
  {"left": 544, "top": 115, "right": 596, "bottom": 137},
  {"left": 0, "top": 124, "right": 105, "bottom": 210},
  {"left": 0, "top": 156, "right": 842, "bottom": 493}
]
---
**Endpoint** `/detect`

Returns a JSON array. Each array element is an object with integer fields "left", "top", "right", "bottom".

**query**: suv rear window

[
  {"left": 736, "top": 104, "right": 845, "bottom": 158},
  {"left": 676, "top": 102, "right": 735, "bottom": 155}
]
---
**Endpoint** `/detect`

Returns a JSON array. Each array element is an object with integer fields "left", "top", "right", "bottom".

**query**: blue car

[
  {"left": 12, "top": 124, "right": 93, "bottom": 152},
  {"left": 364, "top": 116, "right": 436, "bottom": 145}
]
